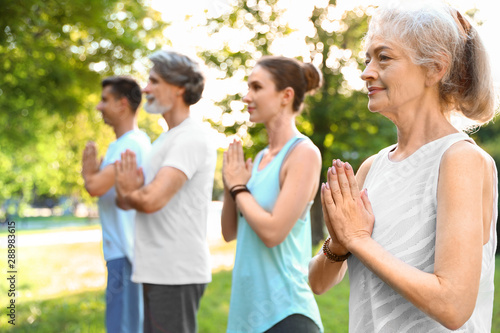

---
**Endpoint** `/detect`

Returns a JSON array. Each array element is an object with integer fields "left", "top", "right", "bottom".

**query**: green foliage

[
  {"left": 303, "top": 5, "right": 395, "bottom": 172},
  {"left": 471, "top": 118, "right": 500, "bottom": 164},
  {"left": 2, "top": 0, "right": 499, "bottom": 229},
  {"left": 200, "top": 1, "right": 396, "bottom": 241},
  {"left": 213, "top": 149, "right": 226, "bottom": 201},
  {"left": 200, "top": 0, "right": 293, "bottom": 157},
  {"left": 469, "top": 117, "right": 500, "bottom": 253},
  {"left": 201, "top": 0, "right": 397, "bottom": 167},
  {"left": 0, "top": 0, "right": 168, "bottom": 212}
]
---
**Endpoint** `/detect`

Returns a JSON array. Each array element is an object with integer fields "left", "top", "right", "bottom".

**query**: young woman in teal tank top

[{"left": 221, "top": 56, "right": 324, "bottom": 333}]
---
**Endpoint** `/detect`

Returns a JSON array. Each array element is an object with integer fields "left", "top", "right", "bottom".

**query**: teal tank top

[{"left": 226, "top": 135, "right": 324, "bottom": 333}]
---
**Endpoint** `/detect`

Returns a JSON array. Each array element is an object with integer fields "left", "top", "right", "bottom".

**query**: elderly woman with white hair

[{"left": 309, "top": 1, "right": 498, "bottom": 332}]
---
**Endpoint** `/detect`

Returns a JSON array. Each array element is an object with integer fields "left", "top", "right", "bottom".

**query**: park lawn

[
  {"left": 0, "top": 241, "right": 107, "bottom": 330},
  {"left": 0, "top": 240, "right": 498, "bottom": 332},
  {"left": 0, "top": 216, "right": 100, "bottom": 237},
  {"left": 0, "top": 224, "right": 101, "bottom": 237}
]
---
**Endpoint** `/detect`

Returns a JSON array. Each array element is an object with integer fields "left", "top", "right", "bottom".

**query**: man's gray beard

[{"left": 144, "top": 99, "right": 169, "bottom": 114}]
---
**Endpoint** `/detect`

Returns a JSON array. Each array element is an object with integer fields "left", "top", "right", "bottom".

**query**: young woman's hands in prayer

[{"left": 222, "top": 139, "right": 253, "bottom": 190}]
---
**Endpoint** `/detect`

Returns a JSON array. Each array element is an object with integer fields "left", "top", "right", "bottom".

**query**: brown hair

[
  {"left": 256, "top": 56, "right": 323, "bottom": 112},
  {"left": 101, "top": 76, "right": 142, "bottom": 113}
]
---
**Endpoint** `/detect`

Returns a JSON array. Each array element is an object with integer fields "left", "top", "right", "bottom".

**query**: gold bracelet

[{"left": 322, "top": 237, "right": 351, "bottom": 262}]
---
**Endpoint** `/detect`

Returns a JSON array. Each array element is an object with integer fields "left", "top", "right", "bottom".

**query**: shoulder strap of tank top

[
  {"left": 281, "top": 135, "right": 309, "bottom": 170},
  {"left": 363, "top": 144, "right": 397, "bottom": 187},
  {"left": 253, "top": 148, "right": 267, "bottom": 173},
  {"left": 434, "top": 133, "right": 474, "bottom": 168}
]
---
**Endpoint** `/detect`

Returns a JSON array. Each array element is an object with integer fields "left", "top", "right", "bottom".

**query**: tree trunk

[{"left": 311, "top": 188, "right": 325, "bottom": 246}]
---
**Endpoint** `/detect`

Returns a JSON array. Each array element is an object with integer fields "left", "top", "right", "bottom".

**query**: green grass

[
  {"left": 198, "top": 270, "right": 233, "bottom": 332},
  {"left": 0, "top": 216, "right": 99, "bottom": 236},
  {"left": 0, "top": 269, "right": 349, "bottom": 332},
  {"left": 0, "top": 235, "right": 498, "bottom": 332},
  {"left": 4, "top": 291, "right": 105, "bottom": 332}
]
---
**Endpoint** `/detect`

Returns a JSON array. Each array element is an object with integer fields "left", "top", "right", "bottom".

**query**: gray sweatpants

[{"left": 143, "top": 283, "right": 206, "bottom": 333}]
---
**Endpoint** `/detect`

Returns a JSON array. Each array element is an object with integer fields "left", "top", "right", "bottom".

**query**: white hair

[
  {"left": 366, "top": 1, "right": 496, "bottom": 124},
  {"left": 149, "top": 50, "right": 205, "bottom": 105}
]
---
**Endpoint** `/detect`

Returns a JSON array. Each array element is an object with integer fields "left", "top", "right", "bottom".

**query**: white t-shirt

[
  {"left": 132, "top": 117, "right": 217, "bottom": 285},
  {"left": 98, "top": 129, "right": 151, "bottom": 262}
]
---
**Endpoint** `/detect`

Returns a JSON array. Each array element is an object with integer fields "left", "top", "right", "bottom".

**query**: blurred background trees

[
  {"left": 198, "top": 0, "right": 500, "bottom": 243},
  {"left": 200, "top": 0, "right": 395, "bottom": 242},
  {"left": 1, "top": 0, "right": 167, "bottom": 215},
  {"left": 1, "top": 0, "right": 499, "bottom": 244}
]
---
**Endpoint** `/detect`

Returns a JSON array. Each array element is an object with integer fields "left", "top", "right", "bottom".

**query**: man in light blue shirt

[{"left": 82, "top": 76, "right": 151, "bottom": 333}]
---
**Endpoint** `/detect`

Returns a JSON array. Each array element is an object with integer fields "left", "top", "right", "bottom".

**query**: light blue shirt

[
  {"left": 227, "top": 135, "right": 324, "bottom": 333},
  {"left": 98, "top": 129, "right": 151, "bottom": 262}
]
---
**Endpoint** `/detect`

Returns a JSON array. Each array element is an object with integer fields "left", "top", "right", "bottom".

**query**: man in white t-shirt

[
  {"left": 114, "top": 51, "right": 217, "bottom": 333},
  {"left": 82, "top": 76, "right": 151, "bottom": 333}
]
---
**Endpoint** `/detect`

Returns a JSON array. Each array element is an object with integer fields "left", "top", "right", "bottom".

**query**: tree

[
  {"left": 199, "top": 0, "right": 291, "bottom": 155},
  {"left": 0, "top": 0, "right": 167, "bottom": 217},
  {"left": 301, "top": 3, "right": 396, "bottom": 243},
  {"left": 200, "top": 0, "right": 395, "bottom": 242},
  {"left": 199, "top": 0, "right": 396, "bottom": 243}
]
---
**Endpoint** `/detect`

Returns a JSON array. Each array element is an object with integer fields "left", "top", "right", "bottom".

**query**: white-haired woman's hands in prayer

[
  {"left": 321, "top": 180, "right": 349, "bottom": 256},
  {"left": 321, "top": 159, "right": 375, "bottom": 251}
]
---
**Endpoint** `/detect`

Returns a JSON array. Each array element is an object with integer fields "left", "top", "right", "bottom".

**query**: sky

[{"left": 146, "top": 0, "right": 500, "bottom": 142}]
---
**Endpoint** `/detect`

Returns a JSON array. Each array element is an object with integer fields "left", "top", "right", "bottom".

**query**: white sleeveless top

[{"left": 348, "top": 133, "right": 498, "bottom": 332}]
